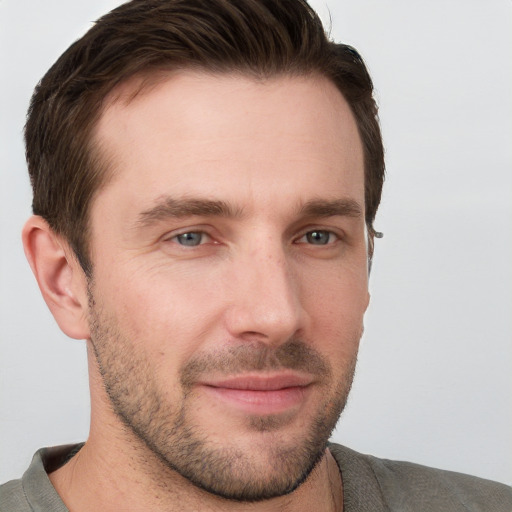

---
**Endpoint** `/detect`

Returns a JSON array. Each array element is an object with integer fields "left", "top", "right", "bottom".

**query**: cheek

[
  {"left": 301, "top": 263, "right": 368, "bottom": 349},
  {"left": 303, "top": 258, "right": 368, "bottom": 310},
  {"left": 95, "top": 263, "right": 226, "bottom": 362}
]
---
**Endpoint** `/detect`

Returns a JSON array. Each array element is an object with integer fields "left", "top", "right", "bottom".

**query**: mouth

[{"left": 198, "top": 373, "right": 314, "bottom": 415}]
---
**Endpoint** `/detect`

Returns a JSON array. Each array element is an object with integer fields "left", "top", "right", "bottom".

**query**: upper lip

[{"left": 200, "top": 374, "right": 314, "bottom": 391}]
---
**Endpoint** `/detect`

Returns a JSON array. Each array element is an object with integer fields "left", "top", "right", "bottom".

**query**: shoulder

[
  {"left": 0, "top": 444, "right": 81, "bottom": 512},
  {"left": 329, "top": 442, "right": 512, "bottom": 512},
  {"left": 0, "top": 479, "right": 31, "bottom": 512}
]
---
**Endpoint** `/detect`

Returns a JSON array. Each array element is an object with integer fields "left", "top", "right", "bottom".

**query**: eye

[
  {"left": 298, "top": 230, "right": 338, "bottom": 245},
  {"left": 172, "top": 231, "right": 210, "bottom": 246}
]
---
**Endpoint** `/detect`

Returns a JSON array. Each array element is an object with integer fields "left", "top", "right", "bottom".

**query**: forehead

[{"left": 91, "top": 71, "right": 364, "bottom": 219}]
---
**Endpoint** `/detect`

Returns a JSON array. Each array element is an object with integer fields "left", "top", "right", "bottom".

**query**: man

[{"left": 0, "top": 0, "right": 510, "bottom": 511}]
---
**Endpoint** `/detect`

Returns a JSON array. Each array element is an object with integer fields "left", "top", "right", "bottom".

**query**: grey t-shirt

[{"left": 1, "top": 443, "right": 511, "bottom": 511}]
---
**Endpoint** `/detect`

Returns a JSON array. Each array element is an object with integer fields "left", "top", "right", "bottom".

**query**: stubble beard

[{"left": 87, "top": 288, "right": 358, "bottom": 502}]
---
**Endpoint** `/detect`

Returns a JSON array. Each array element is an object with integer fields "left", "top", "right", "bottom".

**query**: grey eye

[
  {"left": 175, "top": 232, "right": 204, "bottom": 246},
  {"left": 305, "top": 230, "right": 332, "bottom": 245}
]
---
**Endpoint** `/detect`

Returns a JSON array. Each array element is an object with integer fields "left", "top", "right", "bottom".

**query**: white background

[{"left": 1, "top": 0, "right": 511, "bottom": 486}]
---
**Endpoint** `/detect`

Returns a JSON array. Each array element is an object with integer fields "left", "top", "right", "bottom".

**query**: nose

[{"left": 224, "top": 241, "right": 306, "bottom": 345}]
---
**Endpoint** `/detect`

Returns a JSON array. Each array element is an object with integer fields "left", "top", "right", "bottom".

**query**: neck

[{"left": 49, "top": 434, "right": 343, "bottom": 512}]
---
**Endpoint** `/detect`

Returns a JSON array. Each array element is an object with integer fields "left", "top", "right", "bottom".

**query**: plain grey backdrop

[{"left": 1, "top": 0, "right": 511, "bottom": 485}]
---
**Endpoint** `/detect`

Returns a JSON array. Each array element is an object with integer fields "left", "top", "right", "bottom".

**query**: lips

[
  {"left": 198, "top": 373, "right": 314, "bottom": 414},
  {"left": 204, "top": 374, "right": 313, "bottom": 391}
]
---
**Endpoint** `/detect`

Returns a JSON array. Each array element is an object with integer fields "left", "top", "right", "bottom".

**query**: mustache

[{"left": 180, "top": 340, "right": 331, "bottom": 389}]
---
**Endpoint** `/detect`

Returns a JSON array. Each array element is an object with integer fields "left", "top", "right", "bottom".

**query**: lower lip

[{"left": 201, "top": 385, "right": 309, "bottom": 415}]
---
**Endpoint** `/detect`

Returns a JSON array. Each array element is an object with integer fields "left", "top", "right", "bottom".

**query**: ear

[{"left": 22, "top": 216, "right": 90, "bottom": 340}]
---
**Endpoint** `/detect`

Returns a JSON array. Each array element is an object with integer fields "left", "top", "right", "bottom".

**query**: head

[{"left": 23, "top": 0, "right": 384, "bottom": 503}]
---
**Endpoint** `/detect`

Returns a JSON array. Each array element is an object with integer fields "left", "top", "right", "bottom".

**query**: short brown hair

[{"left": 25, "top": 0, "right": 385, "bottom": 276}]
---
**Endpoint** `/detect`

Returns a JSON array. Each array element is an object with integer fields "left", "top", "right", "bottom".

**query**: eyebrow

[
  {"left": 135, "top": 196, "right": 363, "bottom": 230},
  {"left": 299, "top": 198, "right": 363, "bottom": 219},
  {"left": 136, "top": 197, "right": 243, "bottom": 228}
]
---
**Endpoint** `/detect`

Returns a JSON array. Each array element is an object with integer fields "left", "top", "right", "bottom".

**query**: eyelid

[
  {"left": 161, "top": 227, "right": 213, "bottom": 244},
  {"left": 294, "top": 226, "right": 344, "bottom": 244}
]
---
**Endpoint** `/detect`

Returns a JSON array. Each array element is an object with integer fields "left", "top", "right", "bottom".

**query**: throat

[{"left": 48, "top": 439, "right": 344, "bottom": 512}]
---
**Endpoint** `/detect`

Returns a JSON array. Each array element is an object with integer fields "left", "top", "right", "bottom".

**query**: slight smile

[{"left": 199, "top": 374, "right": 314, "bottom": 415}]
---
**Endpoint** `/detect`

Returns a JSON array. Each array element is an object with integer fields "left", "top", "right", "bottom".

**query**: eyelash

[
  {"left": 295, "top": 230, "right": 340, "bottom": 246},
  {"left": 167, "top": 231, "right": 213, "bottom": 247},
  {"left": 165, "top": 229, "right": 341, "bottom": 248}
]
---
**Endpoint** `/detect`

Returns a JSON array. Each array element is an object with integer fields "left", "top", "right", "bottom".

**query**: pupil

[
  {"left": 178, "top": 232, "right": 201, "bottom": 246},
  {"left": 307, "top": 231, "right": 329, "bottom": 245}
]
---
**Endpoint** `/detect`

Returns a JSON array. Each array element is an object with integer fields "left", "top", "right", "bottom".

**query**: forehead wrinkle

[{"left": 135, "top": 196, "right": 245, "bottom": 229}]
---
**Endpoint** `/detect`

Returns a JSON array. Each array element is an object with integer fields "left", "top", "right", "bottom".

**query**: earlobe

[{"left": 22, "top": 216, "right": 90, "bottom": 340}]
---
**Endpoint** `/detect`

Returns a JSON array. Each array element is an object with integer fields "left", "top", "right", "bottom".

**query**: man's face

[{"left": 86, "top": 72, "right": 369, "bottom": 500}]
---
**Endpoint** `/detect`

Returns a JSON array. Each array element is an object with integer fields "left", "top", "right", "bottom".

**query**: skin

[{"left": 23, "top": 71, "right": 369, "bottom": 512}]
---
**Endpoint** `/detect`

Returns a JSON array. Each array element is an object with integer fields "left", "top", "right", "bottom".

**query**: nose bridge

[{"left": 226, "top": 236, "right": 303, "bottom": 343}]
